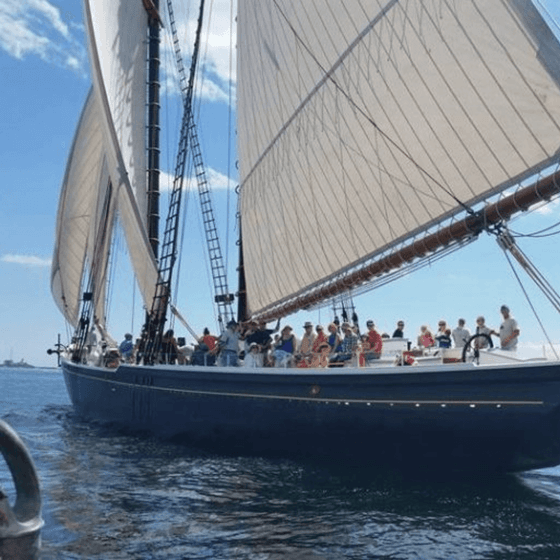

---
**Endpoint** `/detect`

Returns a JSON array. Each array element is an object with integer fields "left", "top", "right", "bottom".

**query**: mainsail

[
  {"left": 52, "top": 0, "right": 159, "bottom": 329},
  {"left": 238, "top": 0, "right": 560, "bottom": 319}
]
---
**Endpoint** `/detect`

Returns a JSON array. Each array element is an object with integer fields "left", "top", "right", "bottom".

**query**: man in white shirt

[
  {"left": 218, "top": 320, "right": 241, "bottom": 366},
  {"left": 498, "top": 305, "right": 520, "bottom": 350},
  {"left": 451, "top": 318, "right": 471, "bottom": 349}
]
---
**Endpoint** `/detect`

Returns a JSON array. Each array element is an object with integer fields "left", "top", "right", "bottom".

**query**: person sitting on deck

[
  {"left": 244, "top": 342, "right": 263, "bottom": 367},
  {"left": 326, "top": 322, "right": 342, "bottom": 362},
  {"left": 308, "top": 325, "right": 330, "bottom": 368},
  {"left": 365, "top": 320, "right": 383, "bottom": 359},
  {"left": 417, "top": 325, "right": 435, "bottom": 349},
  {"left": 358, "top": 320, "right": 383, "bottom": 366},
  {"left": 244, "top": 319, "right": 280, "bottom": 366},
  {"left": 296, "top": 322, "right": 316, "bottom": 367},
  {"left": 358, "top": 334, "right": 370, "bottom": 367},
  {"left": 330, "top": 322, "right": 359, "bottom": 366},
  {"left": 273, "top": 325, "right": 297, "bottom": 368}
]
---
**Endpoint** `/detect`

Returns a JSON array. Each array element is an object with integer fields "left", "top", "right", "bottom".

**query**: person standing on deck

[
  {"left": 452, "top": 319, "right": 471, "bottom": 349},
  {"left": 161, "top": 330, "right": 180, "bottom": 364},
  {"left": 417, "top": 325, "right": 435, "bottom": 349},
  {"left": 474, "top": 316, "right": 492, "bottom": 349},
  {"left": 119, "top": 333, "right": 134, "bottom": 362},
  {"left": 200, "top": 327, "right": 219, "bottom": 366},
  {"left": 218, "top": 320, "right": 241, "bottom": 366},
  {"left": 392, "top": 320, "right": 405, "bottom": 338},
  {"left": 497, "top": 305, "right": 520, "bottom": 350},
  {"left": 435, "top": 320, "right": 451, "bottom": 348}
]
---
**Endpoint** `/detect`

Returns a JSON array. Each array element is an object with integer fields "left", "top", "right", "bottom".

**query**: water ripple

[{"left": 3, "top": 369, "right": 560, "bottom": 559}]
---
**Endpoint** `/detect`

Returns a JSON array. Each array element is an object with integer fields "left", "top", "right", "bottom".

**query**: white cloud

[
  {"left": 0, "top": 0, "right": 85, "bottom": 71},
  {"left": 29, "top": 0, "right": 70, "bottom": 38},
  {"left": 160, "top": 167, "right": 235, "bottom": 192},
  {"left": 1, "top": 254, "right": 52, "bottom": 267},
  {"left": 0, "top": 0, "right": 235, "bottom": 94},
  {"left": 66, "top": 55, "right": 81, "bottom": 71},
  {"left": 160, "top": 0, "right": 237, "bottom": 104},
  {"left": 207, "top": 167, "right": 234, "bottom": 190},
  {"left": 533, "top": 197, "right": 559, "bottom": 216}
]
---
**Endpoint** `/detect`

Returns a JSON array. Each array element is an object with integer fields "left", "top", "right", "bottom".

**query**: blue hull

[{"left": 61, "top": 360, "right": 560, "bottom": 473}]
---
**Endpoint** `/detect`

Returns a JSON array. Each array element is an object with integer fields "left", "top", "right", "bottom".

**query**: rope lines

[
  {"left": 239, "top": 1, "right": 560, "bottom": 316},
  {"left": 497, "top": 230, "right": 560, "bottom": 359}
]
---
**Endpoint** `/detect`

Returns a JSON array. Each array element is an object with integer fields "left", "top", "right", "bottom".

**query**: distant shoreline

[{"left": 0, "top": 359, "right": 34, "bottom": 368}]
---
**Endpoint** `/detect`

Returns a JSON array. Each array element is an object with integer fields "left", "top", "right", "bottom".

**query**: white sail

[
  {"left": 83, "top": 0, "right": 160, "bottom": 315},
  {"left": 52, "top": 90, "right": 110, "bottom": 326},
  {"left": 52, "top": 0, "right": 160, "bottom": 329},
  {"left": 238, "top": 0, "right": 560, "bottom": 317},
  {"left": 84, "top": 0, "right": 148, "bottom": 219}
]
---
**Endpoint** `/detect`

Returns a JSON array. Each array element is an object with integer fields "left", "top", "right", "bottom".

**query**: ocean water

[{"left": 2, "top": 367, "right": 560, "bottom": 559}]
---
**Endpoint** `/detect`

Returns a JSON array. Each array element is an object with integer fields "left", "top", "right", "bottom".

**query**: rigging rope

[
  {"left": 226, "top": 0, "right": 235, "bottom": 277},
  {"left": 295, "top": 236, "right": 474, "bottom": 316},
  {"left": 497, "top": 230, "right": 560, "bottom": 359},
  {"left": 268, "top": 0, "right": 476, "bottom": 215},
  {"left": 165, "top": 0, "right": 233, "bottom": 331},
  {"left": 509, "top": 217, "right": 560, "bottom": 239}
]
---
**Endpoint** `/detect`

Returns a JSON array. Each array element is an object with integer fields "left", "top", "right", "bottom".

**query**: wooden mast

[{"left": 146, "top": 0, "right": 161, "bottom": 260}]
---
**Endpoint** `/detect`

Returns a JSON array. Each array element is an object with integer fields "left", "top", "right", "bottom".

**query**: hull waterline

[{"left": 61, "top": 360, "right": 560, "bottom": 474}]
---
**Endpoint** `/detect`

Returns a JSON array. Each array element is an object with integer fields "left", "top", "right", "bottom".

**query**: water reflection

[
  {"left": 3, "top": 368, "right": 560, "bottom": 560},
  {"left": 38, "top": 411, "right": 560, "bottom": 559}
]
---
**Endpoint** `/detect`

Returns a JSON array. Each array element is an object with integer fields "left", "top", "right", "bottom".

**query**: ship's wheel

[{"left": 461, "top": 333, "right": 494, "bottom": 364}]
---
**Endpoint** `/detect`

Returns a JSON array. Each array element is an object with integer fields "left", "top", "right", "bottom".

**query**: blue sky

[{"left": 1, "top": 1, "right": 560, "bottom": 366}]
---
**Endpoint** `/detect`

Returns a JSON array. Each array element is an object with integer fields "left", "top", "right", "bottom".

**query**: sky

[{"left": 1, "top": 0, "right": 560, "bottom": 367}]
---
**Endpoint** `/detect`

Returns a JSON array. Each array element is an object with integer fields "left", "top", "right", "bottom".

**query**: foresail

[
  {"left": 84, "top": 0, "right": 160, "bottom": 315},
  {"left": 51, "top": 90, "right": 109, "bottom": 326},
  {"left": 53, "top": 0, "right": 160, "bottom": 330},
  {"left": 117, "top": 182, "right": 161, "bottom": 315},
  {"left": 85, "top": 0, "right": 149, "bottom": 220},
  {"left": 238, "top": 0, "right": 560, "bottom": 318}
]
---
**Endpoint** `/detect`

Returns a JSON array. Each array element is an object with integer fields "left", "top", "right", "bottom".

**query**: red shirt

[
  {"left": 202, "top": 334, "right": 217, "bottom": 351},
  {"left": 367, "top": 329, "right": 383, "bottom": 354}
]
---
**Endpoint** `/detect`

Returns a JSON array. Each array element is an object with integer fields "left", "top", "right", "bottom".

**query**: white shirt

[
  {"left": 452, "top": 327, "right": 471, "bottom": 348},
  {"left": 244, "top": 350, "right": 263, "bottom": 368},
  {"left": 500, "top": 317, "right": 519, "bottom": 350}
]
